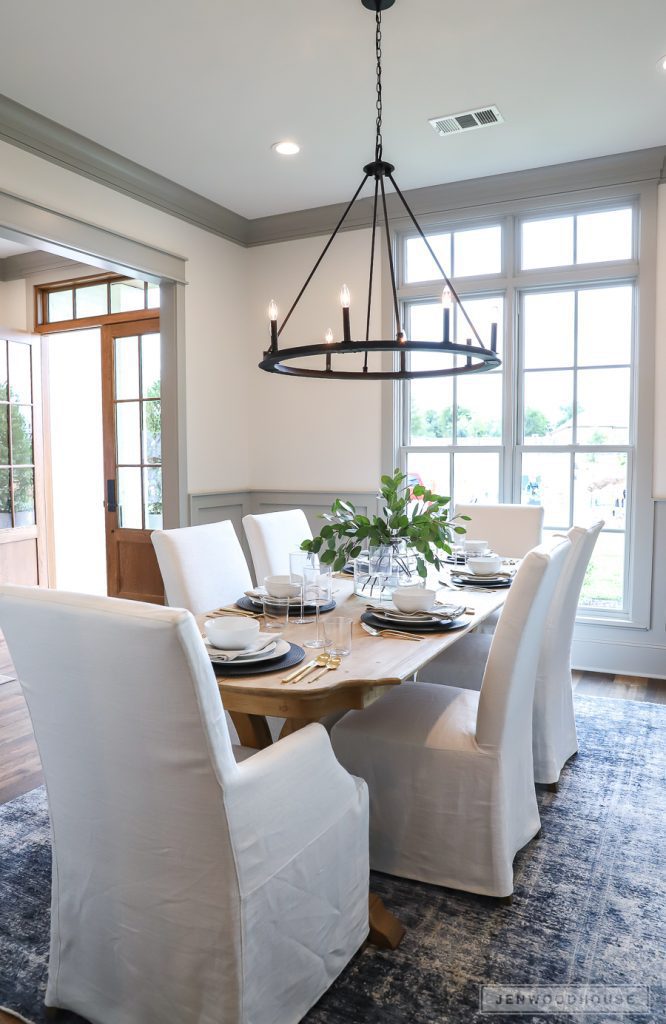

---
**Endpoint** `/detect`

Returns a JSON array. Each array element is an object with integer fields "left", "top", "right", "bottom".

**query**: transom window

[
  {"left": 36, "top": 275, "right": 159, "bottom": 326},
  {"left": 397, "top": 199, "right": 640, "bottom": 616}
]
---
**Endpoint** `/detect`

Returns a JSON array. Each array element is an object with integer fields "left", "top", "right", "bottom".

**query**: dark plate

[
  {"left": 361, "top": 610, "right": 468, "bottom": 634},
  {"left": 444, "top": 554, "right": 467, "bottom": 565},
  {"left": 212, "top": 642, "right": 305, "bottom": 676},
  {"left": 236, "top": 595, "right": 337, "bottom": 616},
  {"left": 450, "top": 575, "right": 512, "bottom": 588}
]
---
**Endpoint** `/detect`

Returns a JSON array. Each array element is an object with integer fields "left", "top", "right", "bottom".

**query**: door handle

[{"left": 106, "top": 478, "right": 117, "bottom": 513}]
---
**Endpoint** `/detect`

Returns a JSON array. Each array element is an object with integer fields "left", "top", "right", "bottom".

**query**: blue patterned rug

[{"left": 1, "top": 695, "right": 664, "bottom": 1024}]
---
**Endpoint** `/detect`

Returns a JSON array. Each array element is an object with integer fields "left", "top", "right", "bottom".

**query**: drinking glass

[
  {"left": 323, "top": 616, "right": 353, "bottom": 656},
  {"left": 289, "top": 550, "right": 312, "bottom": 624},
  {"left": 261, "top": 595, "right": 290, "bottom": 631},
  {"left": 302, "top": 563, "right": 333, "bottom": 649}
]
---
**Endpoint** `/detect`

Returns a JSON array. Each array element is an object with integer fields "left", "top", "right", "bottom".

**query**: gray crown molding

[
  {"left": 0, "top": 250, "right": 84, "bottom": 282},
  {"left": 1, "top": 93, "right": 665, "bottom": 251},
  {"left": 245, "top": 147, "right": 666, "bottom": 246},
  {"left": 0, "top": 93, "right": 247, "bottom": 246}
]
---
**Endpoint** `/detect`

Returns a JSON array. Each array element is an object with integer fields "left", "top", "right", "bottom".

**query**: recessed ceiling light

[
  {"left": 657, "top": 54, "right": 666, "bottom": 72},
  {"left": 272, "top": 141, "right": 300, "bottom": 156}
]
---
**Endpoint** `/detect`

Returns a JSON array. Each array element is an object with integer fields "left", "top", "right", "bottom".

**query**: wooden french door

[{"left": 101, "top": 319, "right": 164, "bottom": 603}]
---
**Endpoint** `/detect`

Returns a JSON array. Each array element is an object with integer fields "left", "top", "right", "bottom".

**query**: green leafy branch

[{"left": 301, "top": 468, "right": 468, "bottom": 578}]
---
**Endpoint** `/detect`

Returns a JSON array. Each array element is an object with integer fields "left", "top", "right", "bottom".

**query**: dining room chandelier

[{"left": 260, "top": 0, "right": 501, "bottom": 381}]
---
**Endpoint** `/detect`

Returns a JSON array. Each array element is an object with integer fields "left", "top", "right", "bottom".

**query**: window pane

[
  {"left": 146, "top": 283, "right": 160, "bottom": 308},
  {"left": 523, "top": 291, "right": 574, "bottom": 369},
  {"left": 574, "top": 452, "right": 627, "bottom": 528},
  {"left": 114, "top": 336, "right": 139, "bottom": 400},
  {"left": 0, "top": 406, "right": 7, "bottom": 464},
  {"left": 10, "top": 406, "right": 33, "bottom": 464},
  {"left": 144, "top": 467, "right": 163, "bottom": 529},
  {"left": 115, "top": 401, "right": 141, "bottom": 465},
  {"left": 110, "top": 280, "right": 145, "bottom": 313},
  {"left": 410, "top": 300, "right": 443, "bottom": 342},
  {"left": 458, "top": 296, "right": 504, "bottom": 358},
  {"left": 47, "top": 289, "right": 73, "bottom": 322},
  {"left": 576, "top": 368, "right": 630, "bottom": 444},
  {"left": 579, "top": 531, "right": 624, "bottom": 610},
  {"left": 406, "top": 452, "right": 451, "bottom": 499},
  {"left": 578, "top": 286, "right": 632, "bottom": 366},
  {"left": 117, "top": 467, "right": 143, "bottom": 528},
  {"left": 521, "top": 217, "right": 573, "bottom": 270},
  {"left": 453, "top": 226, "right": 501, "bottom": 277},
  {"left": 521, "top": 452, "right": 570, "bottom": 527},
  {"left": 75, "top": 284, "right": 107, "bottom": 318},
  {"left": 523, "top": 371, "right": 574, "bottom": 444},
  {"left": 8, "top": 342, "right": 32, "bottom": 405},
  {"left": 456, "top": 373, "right": 502, "bottom": 445},
  {"left": 0, "top": 341, "right": 7, "bottom": 398},
  {"left": 576, "top": 208, "right": 632, "bottom": 264},
  {"left": 410, "top": 379, "right": 453, "bottom": 445},
  {"left": 143, "top": 400, "right": 161, "bottom": 463},
  {"left": 0, "top": 467, "right": 10, "bottom": 527},
  {"left": 12, "top": 468, "right": 35, "bottom": 527},
  {"left": 141, "top": 333, "right": 161, "bottom": 398},
  {"left": 453, "top": 452, "right": 500, "bottom": 505},
  {"left": 405, "top": 233, "right": 451, "bottom": 283}
]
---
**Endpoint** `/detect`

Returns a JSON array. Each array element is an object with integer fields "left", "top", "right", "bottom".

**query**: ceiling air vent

[{"left": 429, "top": 105, "right": 504, "bottom": 137}]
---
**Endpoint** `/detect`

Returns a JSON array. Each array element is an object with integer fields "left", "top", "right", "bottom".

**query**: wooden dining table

[
  {"left": 203, "top": 573, "right": 510, "bottom": 951},
  {"left": 208, "top": 575, "right": 510, "bottom": 750}
]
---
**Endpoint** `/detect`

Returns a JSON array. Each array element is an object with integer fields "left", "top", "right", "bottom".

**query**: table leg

[
  {"left": 368, "top": 892, "right": 406, "bottom": 949},
  {"left": 229, "top": 712, "right": 273, "bottom": 750},
  {"left": 278, "top": 717, "right": 312, "bottom": 740}
]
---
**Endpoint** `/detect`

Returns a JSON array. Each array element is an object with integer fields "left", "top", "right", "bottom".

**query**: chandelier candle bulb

[
  {"left": 441, "top": 287, "right": 452, "bottom": 343},
  {"left": 340, "top": 284, "right": 352, "bottom": 342},
  {"left": 325, "top": 328, "right": 334, "bottom": 371},
  {"left": 268, "top": 300, "right": 279, "bottom": 349}
]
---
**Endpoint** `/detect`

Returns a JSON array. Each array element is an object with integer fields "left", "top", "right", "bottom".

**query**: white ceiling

[{"left": 0, "top": 0, "right": 665, "bottom": 220}]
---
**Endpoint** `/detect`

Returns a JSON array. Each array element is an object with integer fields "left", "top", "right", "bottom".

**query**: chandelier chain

[{"left": 375, "top": 8, "right": 383, "bottom": 160}]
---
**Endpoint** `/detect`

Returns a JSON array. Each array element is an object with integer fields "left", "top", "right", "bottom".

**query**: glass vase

[{"left": 353, "top": 542, "right": 419, "bottom": 601}]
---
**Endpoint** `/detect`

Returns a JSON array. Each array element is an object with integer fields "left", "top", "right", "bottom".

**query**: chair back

[
  {"left": 455, "top": 503, "right": 544, "bottom": 557},
  {"left": 476, "top": 537, "right": 571, "bottom": 752},
  {"left": 152, "top": 519, "right": 252, "bottom": 614},
  {"left": 0, "top": 585, "right": 242, "bottom": 1019},
  {"left": 243, "top": 509, "right": 313, "bottom": 584},
  {"left": 532, "top": 521, "right": 603, "bottom": 775}
]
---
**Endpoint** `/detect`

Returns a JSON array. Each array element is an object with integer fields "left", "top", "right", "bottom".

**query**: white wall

[
  {"left": 247, "top": 228, "right": 383, "bottom": 491},
  {"left": 0, "top": 140, "right": 250, "bottom": 493},
  {"left": 0, "top": 279, "right": 27, "bottom": 328}
]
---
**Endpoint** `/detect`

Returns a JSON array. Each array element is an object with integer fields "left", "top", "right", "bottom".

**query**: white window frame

[{"left": 390, "top": 183, "right": 657, "bottom": 630}]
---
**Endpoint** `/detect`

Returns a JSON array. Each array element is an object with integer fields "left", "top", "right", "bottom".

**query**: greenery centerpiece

[{"left": 301, "top": 468, "right": 467, "bottom": 599}]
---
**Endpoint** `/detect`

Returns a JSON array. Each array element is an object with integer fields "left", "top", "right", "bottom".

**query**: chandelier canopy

[{"left": 260, "top": 0, "right": 501, "bottom": 381}]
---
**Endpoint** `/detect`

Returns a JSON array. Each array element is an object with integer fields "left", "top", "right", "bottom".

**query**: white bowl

[
  {"left": 264, "top": 575, "right": 301, "bottom": 598},
  {"left": 466, "top": 555, "right": 503, "bottom": 576},
  {"left": 463, "top": 539, "right": 490, "bottom": 556},
  {"left": 392, "top": 586, "right": 437, "bottom": 612},
  {"left": 204, "top": 616, "right": 260, "bottom": 650}
]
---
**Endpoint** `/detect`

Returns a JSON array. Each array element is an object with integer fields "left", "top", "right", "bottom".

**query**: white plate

[
  {"left": 206, "top": 640, "right": 290, "bottom": 665},
  {"left": 372, "top": 608, "right": 454, "bottom": 625},
  {"left": 204, "top": 634, "right": 283, "bottom": 663}
]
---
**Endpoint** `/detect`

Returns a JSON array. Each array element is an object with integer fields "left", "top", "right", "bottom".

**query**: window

[
  {"left": 0, "top": 339, "right": 36, "bottom": 528},
  {"left": 37, "top": 275, "right": 159, "bottom": 327},
  {"left": 397, "top": 199, "right": 643, "bottom": 618}
]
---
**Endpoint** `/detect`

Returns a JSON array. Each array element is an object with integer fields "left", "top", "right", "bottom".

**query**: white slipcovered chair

[
  {"left": 151, "top": 519, "right": 253, "bottom": 614},
  {"left": 331, "top": 538, "right": 570, "bottom": 898},
  {"left": 0, "top": 585, "right": 369, "bottom": 1024},
  {"left": 242, "top": 509, "right": 313, "bottom": 585},
  {"left": 422, "top": 522, "right": 604, "bottom": 786},
  {"left": 455, "top": 503, "right": 544, "bottom": 557}
]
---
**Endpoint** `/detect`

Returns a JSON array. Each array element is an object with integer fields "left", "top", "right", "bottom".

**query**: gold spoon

[
  {"left": 307, "top": 655, "right": 341, "bottom": 684},
  {"left": 282, "top": 651, "right": 331, "bottom": 685}
]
